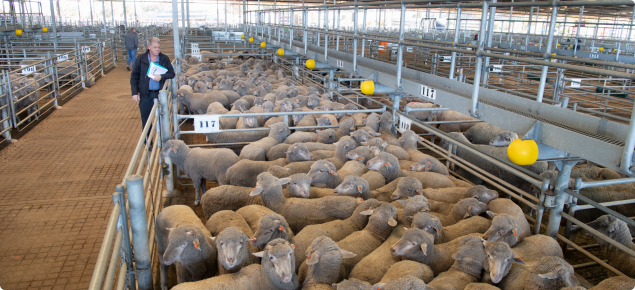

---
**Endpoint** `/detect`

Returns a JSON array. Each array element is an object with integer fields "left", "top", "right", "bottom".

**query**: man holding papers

[{"left": 130, "top": 37, "right": 175, "bottom": 129}]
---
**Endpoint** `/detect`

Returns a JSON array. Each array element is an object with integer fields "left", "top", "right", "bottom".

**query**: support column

[
  {"left": 126, "top": 175, "right": 153, "bottom": 290},
  {"left": 545, "top": 161, "right": 577, "bottom": 237},
  {"left": 49, "top": 0, "right": 58, "bottom": 51},
  {"left": 396, "top": 1, "right": 405, "bottom": 89},
  {"left": 123, "top": 0, "right": 127, "bottom": 28},
  {"left": 449, "top": 6, "right": 461, "bottom": 80},
  {"left": 173, "top": 0, "right": 181, "bottom": 60},
  {"left": 469, "top": 0, "right": 489, "bottom": 118},
  {"left": 352, "top": 0, "right": 358, "bottom": 73},
  {"left": 536, "top": 5, "right": 558, "bottom": 103},
  {"left": 482, "top": 0, "right": 496, "bottom": 85}
]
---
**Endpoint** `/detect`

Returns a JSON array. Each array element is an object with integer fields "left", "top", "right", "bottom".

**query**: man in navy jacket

[{"left": 130, "top": 37, "right": 175, "bottom": 129}]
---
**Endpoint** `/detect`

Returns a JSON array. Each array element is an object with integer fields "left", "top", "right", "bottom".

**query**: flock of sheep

[{"left": 154, "top": 54, "right": 635, "bottom": 290}]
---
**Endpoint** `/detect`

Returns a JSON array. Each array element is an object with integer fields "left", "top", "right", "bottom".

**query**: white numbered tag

[
  {"left": 570, "top": 78, "right": 581, "bottom": 88},
  {"left": 336, "top": 59, "right": 344, "bottom": 68},
  {"left": 492, "top": 64, "right": 502, "bottom": 73},
  {"left": 89, "top": 33, "right": 96, "bottom": 38},
  {"left": 81, "top": 46, "right": 91, "bottom": 53},
  {"left": 420, "top": 85, "right": 437, "bottom": 100},
  {"left": 398, "top": 115, "right": 412, "bottom": 133},
  {"left": 56, "top": 54, "right": 69, "bottom": 62},
  {"left": 193, "top": 115, "right": 220, "bottom": 133},
  {"left": 442, "top": 56, "right": 451, "bottom": 62},
  {"left": 191, "top": 47, "right": 201, "bottom": 54},
  {"left": 406, "top": 47, "right": 413, "bottom": 53},
  {"left": 191, "top": 43, "right": 199, "bottom": 49},
  {"left": 20, "top": 65, "right": 36, "bottom": 75}
]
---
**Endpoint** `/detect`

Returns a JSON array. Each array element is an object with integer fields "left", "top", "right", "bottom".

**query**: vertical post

[
  {"left": 110, "top": 0, "right": 114, "bottom": 26},
  {"left": 126, "top": 175, "right": 153, "bottom": 290},
  {"left": 361, "top": 8, "right": 366, "bottom": 58},
  {"left": 303, "top": 7, "right": 308, "bottom": 55},
  {"left": 573, "top": 6, "right": 584, "bottom": 56},
  {"left": 115, "top": 185, "right": 137, "bottom": 290},
  {"left": 324, "top": 4, "right": 329, "bottom": 63},
  {"left": 49, "top": 0, "right": 58, "bottom": 52},
  {"left": 317, "top": 6, "right": 321, "bottom": 46},
  {"left": 134, "top": 0, "right": 137, "bottom": 24},
  {"left": 336, "top": 9, "right": 340, "bottom": 51},
  {"left": 628, "top": 6, "right": 635, "bottom": 41},
  {"left": 187, "top": 0, "right": 190, "bottom": 32},
  {"left": 545, "top": 161, "right": 576, "bottom": 237},
  {"left": 396, "top": 1, "right": 405, "bottom": 89},
  {"left": 101, "top": 0, "right": 107, "bottom": 36},
  {"left": 123, "top": 0, "right": 127, "bottom": 28},
  {"left": 353, "top": 0, "right": 358, "bottom": 73},
  {"left": 449, "top": 5, "right": 461, "bottom": 80},
  {"left": 620, "top": 104, "right": 635, "bottom": 174},
  {"left": 224, "top": 0, "right": 227, "bottom": 32},
  {"left": 158, "top": 90, "right": 175, "bottom": 193},
  {"left": 290, "top": 8, "right": 293, "bottom": 47},
  {"left": 536, "top": 5, "right": 558, "bottom": 103},
  {"left": 482, "top": 0, "right": 496, "bottom": 85},
  {"left": 173, "top": 0, "right": 181, "bottom": 60},
  {"left": 526, "top": 0, "right": 534, "bottom": 47},
  {"left": 89, "top": 0, "right": 94, "bottom": 26},
  {"left": 469, "top": 0, "right": 489, "bottom": 118}
]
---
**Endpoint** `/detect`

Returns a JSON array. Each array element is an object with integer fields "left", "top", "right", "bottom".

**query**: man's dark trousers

[{"left": 139, "top": 91, "right": 160, "bottom": 129}]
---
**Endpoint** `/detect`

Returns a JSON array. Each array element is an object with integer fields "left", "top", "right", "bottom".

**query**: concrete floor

[{"left": 0, "top": 64, "right": 143, "bottom": 290}]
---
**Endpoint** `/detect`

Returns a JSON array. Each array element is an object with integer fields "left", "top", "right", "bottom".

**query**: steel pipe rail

[{"left": 560, "top": 212, "right": 635, "bottom": 259}]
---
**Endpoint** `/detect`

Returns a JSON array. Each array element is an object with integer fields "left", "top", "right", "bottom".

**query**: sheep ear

[
  {"left": 375, "top": 133, "right": 381, "bottom": 136},
  {"left": 486, "top": 210, "right": 497, "bottom": 218},
  {"left": 340, "top": 249, "right": 357, "bottom": 259},
  {"left": 405, "top": 216, "right": 413, "bottom": 223},
  {"left": 250, "top": 187, "right": 264, "bottom": 196},
  {"left": 252, "top": 251, "right": 265, "bottom": 258},
  {"left": 192, "top": 239, "right": 201, "bottom": 250},
  {"left": 463, "top": 206, "right": 473, "bottom": 219},
  {"left": 357, "top": 185, "right": 363, "bottom": 193},
  {"left": 513, "top": 252, "right": 525, "bottom": 264},
  {"left": 396, "top": 200, "right": 407, "bottom": 206},
  {"left": 388, "top": 218, "right": 398, "bottom": 227},
  {"left": 420, "top": 243, "right": 428, "bottom": 256},
  {"left": 452, "top": 251, "right": 461, "bottom": 260},
  {"left": 279, "top": 178, "right": 291, "bottom": 185},
  {"left": 360, "top": 209, "right": 374, "bottom": 215},
  {"left": 512, "top": 228, "right": 519, "bottom": 237},
  {"left": 210, "top": 236, "right": 216, "bottom": 242},
  {"left": 306, "top": 253, "right": 320, "bottom": 265},
  {"left": 538, "top": 264, "right": 562, "bottom": 279},
  {"left": 373, "top": 283, "right": 386, "bottom": 290},
  {"left": 172, "top": 147, "right": 178, "bottom": 153}
]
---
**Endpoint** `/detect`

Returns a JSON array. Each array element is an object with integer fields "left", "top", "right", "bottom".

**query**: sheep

[
  {"left": 389, "top": 227, "right": 481, "bottom": 275},
  {"left": 426, "top": 236, "right": 487, "bottom": 290},
  {"left": 160, "top": 139, "right": 240, "bottom": 205},
  {"left": 267, "top": 142, "right": 336, "bottom": 160},
  {"left": 366, "top": 152, "right": 402, "bottom": 184},
  {"left": 409, "top": 156, "right": 450, "bottom": 175},
  {"left": 370, "top": 177, "right": 422, "bottom": 202},
  {"left": 399, "top": 130, "right": 448, "bottom": 174},
  {"left": 346, "top": 146, "right": 376, "bottom": 165},
  {"left": 170, "top": 239, "right": 299, "bottom": 290},
  {"left": 240, "top": 122, "right": 291, "bottom": 161},
  {"left": 373, "top": 276, "right": 433, "bottom": 290},
  {"left": 300, "top": 236, "right": 358, "bottom": 289},
  {"left": 156, "top": 205, "right": 217, "bottom": 290},
  {"left": 406, "top": 102, "right": 438, "bottom": 122},
  {"left": 336, "top": 161, "right": 369, "bottom": 184},
  {"left": 213, "top": 227, "right": 256, "bottom": 274},
  {"left": 580, "top": 276, "right": 635, "bottom": 290},
  {"left": 332, "top": 279, "right": 373, "bottom": 290},
  {"left": 280, "top": 173, "right": 312, "bottom": 198},
  {"left": 411, "top": 212, "right": 492, "bottom": 244},
  {"left": 232, "top": 99, "right": 251, "bottom": 112},
  {"left": 376, "top": 260, "right": 434, "bottom": 285},
  {"left": 329, "top": 175, "right": 371, "bottom": 199},
  {"left": 436, "top": 110, "right": 479, "bottom": 132},
  {"left": 206, "top": 210, "right": 254, "bottom": 237},
  {"left": 421, "top": 185, "right": 499, "bottom": 204},
  {"left": 363, "top": 113, "right": 381, "bottom": 132},
  {"left": 482, "top": 198, "right": 531, "bottom": 247},
  {"left": 285, "top": 143, "right": 316, "bottom": 162},
  {"left": 284, "top": 132, "right": 320, "bottom": 144},
  {"left": 336, "top": 118, "right": 357, "bottom": 140},
  {"left": 464, "top": 123, "right": 517, "bottom": 146},
  {"left": 377, "top": 112, "right": 401, "bottom": 147},
  {"left": 225, "top": 158, "right": 288, "bottom": 188},
  {"left": 464, "top": 283, "right": 501, "bottom": 290},
  {"left": 522, "top": 256, "right": 580, "bottom": 290},
  {"left": 397, "top": 195, "right": 431, "bottom": 221},
  {"left": 429, "top": 198, "right": 489, "bottom": 226},
  {"left": 350, "top": 130, "right": 375, "bottom": 145},
  {"left": 347, "top": 226, "right": 406, "bottom": 285},
  {"left": 251, "top": 172, "right": 361, "bottom": 233},
  {"left": 360, "top": 170, "right": 387, "bottom": 191},
  {"left": 296, "top": 112, "right": 318, "bottom": 131},
  {"left": 299, "top": 202, "right": 398, "bottom": 279},
  {"left": 290, "top": 199, "right": 383, "bottom": 271},
  {"left": 236, "top": 205, "right": 278, "bottom": 232},
  {"left": 584, "top": 215, "right": 635, "bottom": 277},
  {"left": 362, "top": 138, "right": 410, "bottom": 161},
  {"left": 308, "top": 160, "right": 340, "bottom": 188},
  {"left": 251, "top": 212, "right": 294, "bottom": 249},
  {"left": 317, "top": 129, "right": 337, "bottom": 144},
  {"left": 205, "top": 127, "right": 269, "bottom": 144},
  {"left": 489, "top": 131, "right": 520, "bottom": 147},
  {"left": 201, "top": 176, "right": 283, "bottom": 220},
  {"left": 483, "top": 235, "right": 564, "bottom": 287}
]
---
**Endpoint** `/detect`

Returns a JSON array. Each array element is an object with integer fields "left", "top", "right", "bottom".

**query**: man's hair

[
  {"left": 131, "top": 27, "right": 136, "bottom": 31},
  {"left": 148, "top": 37, "right": 160, "bottom": 46}
]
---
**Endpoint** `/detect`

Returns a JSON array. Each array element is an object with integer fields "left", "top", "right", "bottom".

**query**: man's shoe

[{"left": 127, "top": 66, "right": 130, "bottom": 71}]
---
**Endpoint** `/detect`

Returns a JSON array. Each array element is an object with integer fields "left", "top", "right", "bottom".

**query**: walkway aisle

[{"left": 0, "top": 64, "right": 143, "bottom": 290}]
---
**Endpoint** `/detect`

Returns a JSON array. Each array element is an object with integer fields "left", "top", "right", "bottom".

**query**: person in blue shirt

[{"left": 130, "top": 37, "right": 175, "bottom": 130}]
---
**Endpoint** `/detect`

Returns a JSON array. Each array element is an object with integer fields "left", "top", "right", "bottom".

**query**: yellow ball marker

[
  {"left": 360, "top": 80, "right": 375, "bottom": 95},
  {"left": 507, "top": 139, "right": 539, "bottom": 165},
  {"left": 15, "top": 29, "right": 23, "bottom": 36},
  {"left": 249, "top": 37, "right": 254, "bottom": 43},
  {"left": 42, "top": 27, "right": 48, "bottom": 33},
  {"left": 306, "top": 59, "right": 316, "bottom": 69},
  {"left": 241, "top": 34, "right": 245, "bottom": 39},
  {"left": 260, "top": 42, "right": 266, "bottom": 48},
  {"left": 277, "top": 48, "right": 285, "bottom": 56},
  {"left": 599, "top": 47, "right": 604, "bottom": 52}
]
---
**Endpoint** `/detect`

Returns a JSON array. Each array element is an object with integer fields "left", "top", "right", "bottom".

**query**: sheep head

[
  {"left": 251, "top": 213, "right": 292, "bottom": 248},
  {"left": 284, "top": 173, "right": 312, "bottom": 198},
  {"left": 389, "top": 227, "right": 434, "bottom": 258},
  {"left": 484, "top": 240, "right": 525, "bottom": 284},
  {"left": 334, "top": 175, "right": 370, "bottom": 199},
  {"left": 163, "top": 225, "right": 207, "bottom": 265},
  {"left": 254, "top": 239, "right": 297, "bottom": 285},
  {"left": 212, "top": 227, "right": 250, "bottom": 269},
  {"left": 411, "top": 212, "right": 443, "bottom": 242},
  {"left": 391, "top": 177, "right": 423, "bottom": 200}
]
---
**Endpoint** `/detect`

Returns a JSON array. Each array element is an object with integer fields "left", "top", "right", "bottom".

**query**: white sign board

[
  {"left": 336, "top": 59, "right": 344, "bottom": 68},
  {"left": 420, "top": 85, "right": 437, "bottom": 100},
  {"left": 20, "top": 65, "right": 36, "bottom": 75},
  {"left": 89, "top": 33, "right": 96, "bottom": 38},
  {"left": 570, "top": 78, "right": 582, "bottom": 88},
  {"left": 398, "top": 115, "right": 412, "bottom": 133},
  {"left": 406, "top": 47, "right": 413, "bottom": 53},
  {"left": 81, "top": 46, "right": 91, "bottom": 53},
  {"left": 442, "top": 56, "right": 451, "bottom": 62},
  {"left": 110, "top": 30, "right": 115, "bottom": 34},
  {"left": 378, "top": 45, "right": 385, "bottom": 50},
  {"left": 101, "top": 29, "right": 106, "bottom": 32},
  {"left": 492, "top": 64, "right": 502, "bottom": 73},
  {"left": 56, "top": 54, "right": 69, "bottom": 62},
  {"left": 191, "top": 43, "right": 199, "bottom": 49},
  {"left": 193, "top": 115, "right": 220, "bottom": 133},
  {"left": 191, "top": 47, "right": 201, "bottom": 54}
]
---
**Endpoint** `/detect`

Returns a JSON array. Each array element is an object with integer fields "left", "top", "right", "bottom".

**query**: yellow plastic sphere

[
  {"left": 42, "top": 27, "right": 48, "bottom": 33},
  {"left": 241, "top": 34, "right": 245, "bottom": 39},
  {"left": 613, "top": 48, "right": 617, "bottom": 52},
  {"left": 277, "top": 48, "right": 285, "bottom": 56},
  {"left": 557, "top": 43, "right": 560, "bottom": 47},
  {"left": 249, "top": 37, "right": 254, "bottom": 43},
  {"left": 360, "top": 80, "right": 375, "bottom": 95},
  {"left": 507, "top": 139, "right": 539, "bottom": 165},
  {"left": 306, "top": 59, "right": 316, "bottom": 69},
  {"left": 260, "top": 42, "right": 266, "bottom": 48},
  {"left": 569, "top": 44, "right": 572, "bottom": 48},
  {"left": 599, "top": 47, "right": 604, "bottom": 52},
  {"left": 15, "top": 29, "right": 22, "bottom": 36}
]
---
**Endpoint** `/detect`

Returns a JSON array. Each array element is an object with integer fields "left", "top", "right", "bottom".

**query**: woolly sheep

[
  {"left": 436, "top": 110, "right": 479, "bottom": 132},
  {"left": 200, "top": 176, "right": 283, "bottom": 220},
  {"left": 232, "top": 99, "right": 251, "bottom": 112},
  {"left": 583, "top": 276, "right": 635, "bottom": 290},
  {"left": 308, "top": 160, "right": 340, "bottom": 188},
  {"left": 251, "top": 212, "right": 294, "bottom": 249},
  {"left": 336, "top": 118, "right": 357, "bottom": 140},
  {"left": 221, "top": 90, "right": 242, "bottom": 104},
  {"left": 299, "top": 202, "right": 398, "bottom": 279},
  {"left": 369, "top": 177, "right": 422, "bottom": 202},
  {"left": 405, "top": 102, "right": 438, "bottom": 122},
  {"left": 409, "top": 156, "right": 449, "bottom": 175},
  {"left": 317, "top": 129, "right": 337, "bottom": 144},
  {"left": 284, "top": 132, "right": 320, "bottom": 144},
  {"left": 301, "top": 236, "right": 357, "bottom": 289},
  {"left": 350, "top": 130, "right": 376, "bottom": 145},
  {"left": 389, "top": 227, "right": 481, "bottom": 275},
  {"left": 285, "top": 143, "right": 315, "bottom": 162},
  {"left": 332, "top": 279, "right": 372, "bottom": 290},
  {"left": 205, "top": 126, "right": 269, "bottom": 144},
  {"left": 160, "top": 140, "right": 240, "bottom": 205},
  {"left": 429, "top": 198, "right": 488, "bottom": 226},
  {"left": 366, "top": 152, "right": 402, "bottom": 184},
  {"left": 376, "top": 260, "right": 434, "bottom": 285},
  {"left": 240, "top": 122, "right": 291, "bottom": 161},
  {"left": 363, "top": 113, "right": 380, "bottom": 132},
  {"left": 170, "top": 239, "right": 299, "bottom": 290},
  {"left": 236, "top": 205, "right": 278, "bottom": 233},
  {"left": 156, "top": 205, "right": 217, "bottom": 290},
  {"left": 251, "top": 172, "right": 361, "bottom": 233},
  {"left": 489, "top": 131, "right": 520, "bottom": 147},
  {"left": 421, "top": 185, "right": 499, "bottom": 204},
  {"left": 346, "top": 146, "right": 376, "bottom": 165},
  {"left": 283, "top": 173, "right": 313, "bottom": 198},
  {"left": 464, "top": 283, "right": 501, "bottom": 290},
  {"left": 411, "top": 212, "right": 491, "bottom": 244},
  {"left": 482, "top": 198, "right": 531, "bottom": 247},
  {"left": 464, "top": 122, "right": 517, "bottom": 146},
  {"left": 331, "top": 175, "right": 371, "bottom": 199},
  {"left": 336, "top": 161, "right": 369, "bottom": 184},
  {"left": 225, "top": 158, "right": 288, "bottom": 187},
  {"left": 290, "top": 199, "right": 384, "bottom": 271},
  {"left": 359, "top": 170, "right": 387, "bottom": 191},
  {"left": 585, "top": 215, "right": 635, "bottom": 277},
  {"left": 213, "top": 227, "right": 256, "bottom": 274},
  {"left": 426, "top": 236, "right": 487, "bottom": 290},
  {"left": 373, "top": 276, "right": 433, "bottom": 290},
  {"left": 483, "top": 235, "right": 563, "bottom": 286},
  {"left": 523, "top": 256, "right": 580, "bottom": 290},
  {"left": 377, "top": 112, "right": 401, "bottom": 147},
  {"left": 347, "top": 226, "right": 406, "bottom": 285},
  {"left": 206, "top": 210, "right": 254, "bottom": 237}
]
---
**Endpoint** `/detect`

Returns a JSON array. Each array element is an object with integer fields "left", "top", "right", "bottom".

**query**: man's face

[
  {"left": 132, "top": 29, "right": 136, "bottom": 33},
  {"left": 149, "top": 42, "right": 160, "bottom": 56}
]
